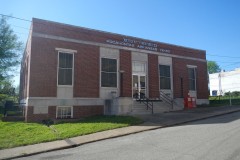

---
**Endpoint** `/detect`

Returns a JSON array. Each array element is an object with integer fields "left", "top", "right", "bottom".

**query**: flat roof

[{"left": 32, "top": 18, "right": 206, "bottom": 53}]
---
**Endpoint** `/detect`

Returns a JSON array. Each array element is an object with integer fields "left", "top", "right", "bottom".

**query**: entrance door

[{"left": 132, "top": 75, "right": 146, "bottom": 99}]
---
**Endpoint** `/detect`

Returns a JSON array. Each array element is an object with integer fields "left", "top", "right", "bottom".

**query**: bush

[
  {"left": 224, "top": 91, "right": 240, "bottom": 97},
  {"left": 224, "top": 92, "right": 230, "bottom": 96},
  {"left": 42, "top": 119, "right": 54, "bottom": 127},
  {"left": 232, "top": 91, "right": 240, "bottom": 97}
]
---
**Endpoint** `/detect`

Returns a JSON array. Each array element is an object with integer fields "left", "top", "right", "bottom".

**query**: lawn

[
  {"left": 209, "top": 96, "right": 240, "bottom": 107},
  {"left": 0, "top": 115, "right": 142, "bottom": 149}
]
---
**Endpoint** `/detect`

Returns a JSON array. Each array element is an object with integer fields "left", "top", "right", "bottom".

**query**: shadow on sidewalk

[{"left": 132, "top": 106, "right": 240, "bottom": 127}]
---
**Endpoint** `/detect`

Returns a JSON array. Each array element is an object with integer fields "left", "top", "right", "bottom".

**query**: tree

[
  {"left": 0, "top": 16, "right": 22, "bottom": 104},
  {"left": 0, "top": 80, "right": 16, "bottom": 103},
  {"left": 0, "top": 16, "right": 23, "bottom": 81},
  {"left": 207, "top": 61, "right": 221, "bottom": 74}
]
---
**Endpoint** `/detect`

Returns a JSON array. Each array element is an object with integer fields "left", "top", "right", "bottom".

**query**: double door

[{"left": 132, "top": 74, "right": 146, "bottom": 99}]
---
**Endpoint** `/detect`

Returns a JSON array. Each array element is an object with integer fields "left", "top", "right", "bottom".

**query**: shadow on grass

[{"left": 54, "top": 115, "right": 143, "bottom": 125}]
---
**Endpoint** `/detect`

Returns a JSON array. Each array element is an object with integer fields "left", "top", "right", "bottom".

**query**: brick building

[{"left": 20, "top": 18, "right": 209, "bottom": 122}]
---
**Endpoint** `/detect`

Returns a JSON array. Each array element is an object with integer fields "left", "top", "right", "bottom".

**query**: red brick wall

[
  {"left": 25, "top": 106, "right": 56, "bottom": 123},
  {"left": 148, "top": 54, "right": 160, "bottom": 98},
  {"left": 74, "top": 45, "right": 99, "bottom": 98},
  {"left": 32, "top": 18, "right": 206, "bottom": 60},
  {"left": 73, "top": 106, "right": 104, "bottom": 118},
  {"left": 172, "top": 58, "right": 208, "bottom": 99},
  {"left": 25, "top": 106, "right": 103, "bottom": 122},
  {"left": 120, "top": 49, "right": 132, "bottom": 97},
  {"left": 28, "top": 18, "right": 208, "bottom": 99},
  {"left": 29, "top": 36, "right": 100, "bottom": 98},
  {"left": 196, "top": 62, "right": 209, "bottom": 99},
  {"left": 29, "top": 37, "right": 58, "bottom": 97}
]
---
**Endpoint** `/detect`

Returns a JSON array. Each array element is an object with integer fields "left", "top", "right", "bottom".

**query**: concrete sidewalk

[{"left": 1, "top": 106, "right": 240, "bottom": 160}]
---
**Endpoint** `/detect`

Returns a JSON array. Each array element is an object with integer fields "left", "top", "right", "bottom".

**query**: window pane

[
  {"left": 101, "top": 58, "right": 108, "bottom": 72},
  {"left": 58, "top": 68, "right": 72, "bottom": 85},
  {"left": 101, "top": 58, "right": 117, "bottom": 87},
  {"left": 159, "top": 65, "right": 171, "bottom": 89},
  {"left": 109, "top": 59, "right": 117, "bottom": 72},
  {"left": 65, "top": 69, "right": 72, "bottom": 85},
  {"left": 102, "top": 58, "right": 117, "bottom": 72},
  {"left": 160, "top": 77, "right": 171, "bottom": 89},
  {"left": 58, "top": 52, "right": 73, "bottom": 85},
  {"left": 189, "top": 79, "right": 196, "bottom": 90},
  {"left": 101, "top": 72, "right": 117, "bottom": 87},
  {"left": 140, "top": 76, "right": 145, "bottom": 89},
  {"left": 188, "top": 68, "right": 196, "bottom": 91},
  {"left": 188, "top": 68, "right": 195, "bottom": 79},
  {"left": 57, "top": 107, "right": 72, "bottom": 119},
  {"left": 59, "top": 53, "right": 73, "bottom": 68},
  {"left": 159, "top": 65, "right": 170, "bottom": 77}
]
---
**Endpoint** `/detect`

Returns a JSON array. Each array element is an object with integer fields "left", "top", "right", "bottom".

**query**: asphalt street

[{"left": 16, "top": 111, "right": 240, "bottom": 160}]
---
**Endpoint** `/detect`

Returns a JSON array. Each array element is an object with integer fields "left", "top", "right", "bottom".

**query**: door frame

[{"left": 132, "top": 74, "right": 147, "bottom": 99}]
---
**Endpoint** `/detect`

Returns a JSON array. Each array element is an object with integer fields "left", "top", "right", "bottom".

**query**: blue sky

[{"left": 1, "top": 0, "right": 240, "bottom": 86}]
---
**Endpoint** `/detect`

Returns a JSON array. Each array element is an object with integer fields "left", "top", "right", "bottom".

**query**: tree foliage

[
  {"left": 0, "top": 80, "right": 16, "bottom": 103},
  {"left": 207, "top": 61, "right": 221, "bottom": 74},
  {"left": 0, "top": 16, "right": 22, "bottom": 104},
  {"left": 0, "top": 16, "right": 23, "bottom": 81},
  {"left": 225, "top": 91, "right": 240, "bottom": 97}
]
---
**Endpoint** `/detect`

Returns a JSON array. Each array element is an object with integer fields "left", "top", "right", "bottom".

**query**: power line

[
  {"left": 1, "top": 13, "right": 240, "bottom": 61},
  {"left": 0, "top": 13, "right": 31, "bottom": 22},
  {"left": 207, "top": 54, "right": 240, "bottom": 59},
  {"left": 222, "top": 62, "right": 240, "bottom": 67}
]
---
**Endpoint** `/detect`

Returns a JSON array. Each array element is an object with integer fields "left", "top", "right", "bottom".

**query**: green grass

[
  {"left": 197, "top": 96, "right": 240, "bottom": 107},
  {"left": 0, "top": 116, "right": 142, "bottom": 149},
  {"left": 54, "top": 116, "right": 142, "bottom": 139},
  {"left": 0, "top": 122, "right": 56, "bottom": 149}
]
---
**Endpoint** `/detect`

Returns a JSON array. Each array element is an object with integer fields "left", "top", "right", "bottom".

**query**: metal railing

[
  {"left": 135, "top": 92, "right": 162, "bottom": 114},
  {"left": 159, "top": 91, "right": 174, "bottom": 110},
  {"left": 136, "top": 97, "right": 154, "bottom": 114}
]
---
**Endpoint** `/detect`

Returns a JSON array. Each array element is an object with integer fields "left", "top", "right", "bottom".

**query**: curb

[{"left": 3, "top": 108, "right": 240, "bottom": 160}]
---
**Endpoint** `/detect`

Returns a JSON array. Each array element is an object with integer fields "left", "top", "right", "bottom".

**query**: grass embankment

[{"left": 0, "top": 116, "right": 142, "bottom": 149}]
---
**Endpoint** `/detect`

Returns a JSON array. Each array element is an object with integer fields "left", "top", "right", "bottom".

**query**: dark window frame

[
  {"left": 101, "top": 58, "right": 117, "bottom": 87},
  {"left": 58, "top": 52, "right": 73, "bottom": 86},
  {"left": 159, "top": 65, "right": 171, "bottom": 90},
  {"left": 188, "top": 67, "right": 196, "bottom": 91}
]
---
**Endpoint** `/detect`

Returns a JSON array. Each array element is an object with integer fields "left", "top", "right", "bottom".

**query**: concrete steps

[
  {"left": 131, "top": 99, "right": 184, "bottom": 115},
  {"left": 131, "top": 101, "right": 171, "bottom": 114}
]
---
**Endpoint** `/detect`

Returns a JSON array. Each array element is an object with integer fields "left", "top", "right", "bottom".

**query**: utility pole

[
  {"left": 218, "top": 73, "right": 223, "bottom": 98},
  {"left": 229, "top": 92, "right": 232, "bottom": 106}
]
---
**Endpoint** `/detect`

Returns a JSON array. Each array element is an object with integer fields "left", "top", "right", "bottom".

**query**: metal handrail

[
  {"left": 159, "top": 91, "right": 174, "bottom": 109},
  {"left": 135, "top": 92, "right": 162, "bottom": 114},
  {"left": 136, "top": 97, "right": 154, "bottom": 114}
]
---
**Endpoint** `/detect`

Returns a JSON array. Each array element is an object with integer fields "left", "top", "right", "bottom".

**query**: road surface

[{"left": 17, "top": 111, "right": 240, "bottom": 160}]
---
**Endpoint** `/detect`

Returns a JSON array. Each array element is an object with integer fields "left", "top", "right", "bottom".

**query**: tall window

[
  {"left": 159, "top": 65, "right": 171, "bottom": 89},
  {"left": 58, "top": 52, "right": 73, "bottom": 85},
  {"left": 101, "top": 58, "right": 117, "bottom": 87},
  {"left": 188, "top": 67, "right": 196, "bottom": 91}
]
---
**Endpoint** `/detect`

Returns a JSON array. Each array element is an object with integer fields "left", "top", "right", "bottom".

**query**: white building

[{"left": 209, "top": 68, "right": 240, "bottom": 96}]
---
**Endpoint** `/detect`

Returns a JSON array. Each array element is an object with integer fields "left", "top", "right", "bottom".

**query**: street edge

[{"left": 3, "top": 108, "right": 240, "bottom": 160}]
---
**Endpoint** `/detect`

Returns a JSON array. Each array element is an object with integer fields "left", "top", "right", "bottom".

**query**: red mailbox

[
  {"left": 192, "top": 97, "right": 196, "bottom": 108},
  {"left": 184, "top": 96, "right": 196, "bottom": 109}
]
